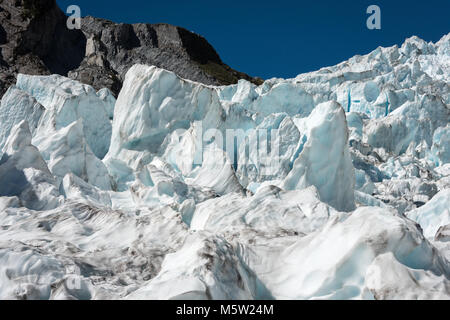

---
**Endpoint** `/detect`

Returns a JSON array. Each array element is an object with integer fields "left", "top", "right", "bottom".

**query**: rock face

[
  {"left": 0, "top": 0, "right": 261, "bottom": 98},
  {"left": 0, "top": 0, "right": 86, "bottom": 96},
  {"left": 71, "top": 18, "right": 262, "bottom": 95}
]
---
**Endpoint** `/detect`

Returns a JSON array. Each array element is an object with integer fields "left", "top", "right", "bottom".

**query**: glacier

[{"left": 0, "top": 33, "right": 449, "bottom": 300}]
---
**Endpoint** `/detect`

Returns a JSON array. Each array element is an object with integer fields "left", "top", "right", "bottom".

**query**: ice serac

[
  {"left": 104, "top": 65, "right": 224, "bottom": 186},
  {"left": 15, "top": 74, "right": 112, "bottom": 159},
  {"left": 0, "top": 86, "right": 45, "bottom": 151},
  {"left": 104, "top": 64, "right": 320, "bottom": 192},
  {"left": 187, "top": 143, "right": 244, "bottom": 196},
  {"left": 0, "top": 121, "right": 61, "bottom": 210},
  {"left": 364, "top": 95, "right": 449, "bottom": 157},
  {"left": 33, "top": 120, "right": 112, "bottom": 190},
  {"left": 430, "top": 125, "right": 450, "bottom": 166},
  {"left": 406, "top": 189, "right": 450, "bottom": 239},
  {"left": 235, "top": 113, "right": 301, "bottom": 188},
  {"left": 283, "top": 101, "right": 355, "bottom": 212}
]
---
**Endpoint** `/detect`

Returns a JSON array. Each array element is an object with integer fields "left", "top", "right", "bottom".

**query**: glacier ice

[
  {"left": 190, "top": 185, "right": 335, "bottom": 235},
  {"left": 406, "top": 189, "right": 450, "bottom": 239},
  {"left": 365, "top": 252, "right": 450, "bottom": 300},
  {"left": 96, "top": 88, "right": 116, "bottom": 121},
  {"left": 282, "top": 101, "right": 355, "bottom": 212},
  {"left": 16, "top": 74, "right": 112, "bottom": 159},
  {"left": 430, "top": 124, "right": 450, "bottom": 166},
  {"left": 251, "top": 207, "right": 450, "bottom": 299},
  {"left": 126, "top": 232, "right": 255, "bottom": 300},
  {"left": 33, "top": 120, "right": 112, "bottom": 191},
  {"left": 0, "top": 33, "right": 449, "bottom": 300},
  {"left": 0, "top": 121, "right": 62, "bottom": 210},
  {"left": 0, "top": 86, "right": 44, "bottom": 151}
]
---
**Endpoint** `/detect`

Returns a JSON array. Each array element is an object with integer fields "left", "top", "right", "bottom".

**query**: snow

[{"left": 0, "top": 33, "right": 449, "bottom": 300}]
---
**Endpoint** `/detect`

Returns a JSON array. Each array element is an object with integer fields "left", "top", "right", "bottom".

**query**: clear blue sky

[{"left": 56, "top": 0, "right": 450, "bottom": 80}]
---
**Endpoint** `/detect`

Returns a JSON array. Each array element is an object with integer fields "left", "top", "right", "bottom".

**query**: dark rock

[
  {"left": 0, "top": 24, "right": 6, "bottom": 44},
  {"left": 0, "top": 0, "right": 86, "bottom": 96},
  {"left": 435, "top": 224, "right": 450, "bottom": 242},
  {"left": 0, "top": 0, "right": 262, "bottom": 98}
]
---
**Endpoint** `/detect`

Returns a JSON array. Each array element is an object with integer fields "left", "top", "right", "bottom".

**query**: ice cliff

[{"left": 0, "top": 33, "right": 449, "bottom": 300}]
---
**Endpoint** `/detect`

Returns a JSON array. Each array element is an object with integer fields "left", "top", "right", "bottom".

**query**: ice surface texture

[{"left": 0, "top": 33, "right": 449, "bottom": 300}]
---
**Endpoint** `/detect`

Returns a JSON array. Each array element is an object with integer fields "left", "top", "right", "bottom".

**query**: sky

[{"left": 56, "top": 0, "right": 450, "bottom": 80}]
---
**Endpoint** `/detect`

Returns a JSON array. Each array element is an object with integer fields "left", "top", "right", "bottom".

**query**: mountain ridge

[{"left": 0, "top": 0, "right": 262, "bottom": 98}]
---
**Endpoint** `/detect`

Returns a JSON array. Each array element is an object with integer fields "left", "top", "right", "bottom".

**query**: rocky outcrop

[
  {"left": 0, "top": 0, "right": 86, "bottom": 96},
  {"left": 0, "top": 0, "right": 262, "bottom": 98}
]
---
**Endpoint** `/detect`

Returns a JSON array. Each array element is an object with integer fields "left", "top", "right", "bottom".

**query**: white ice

[{"left": 0, "top": 33, "right": 449, "bottom": 300}]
